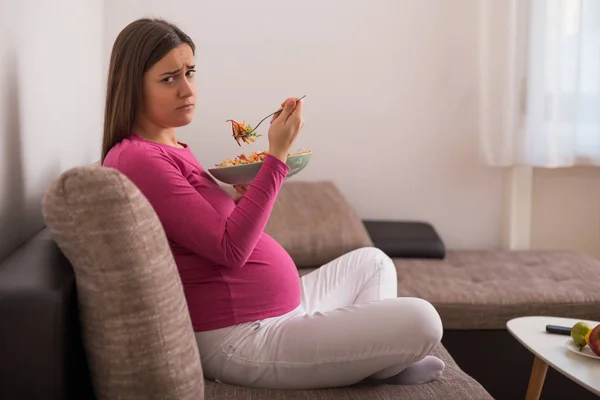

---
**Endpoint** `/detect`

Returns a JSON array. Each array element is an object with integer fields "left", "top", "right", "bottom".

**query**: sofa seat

[
  {"left": 393, "top": 250, "right": 600, "bottom": 329},
  {"left": 204, "top": 343, "right": 493, "bottom": 400}
]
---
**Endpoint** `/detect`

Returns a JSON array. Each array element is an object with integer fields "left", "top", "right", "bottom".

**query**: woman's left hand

[{"left": 233, "top": 185, "right": 249, "bottom": 203}]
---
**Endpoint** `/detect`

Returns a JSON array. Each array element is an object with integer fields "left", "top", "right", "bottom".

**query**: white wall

[
  {"left": 105, "top": 0, "right": 505, "bottom": 250},
  {"left": 0, "top": 0, "right": 105, "bottom": 260},
  {"left": 2, "top": 1, "right": 593, "bottom": 258}
]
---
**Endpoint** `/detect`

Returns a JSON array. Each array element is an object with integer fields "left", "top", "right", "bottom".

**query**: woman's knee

[
  {"left": 385, "top": 297, "right": 442, "bottom": 350},
  {"left": 354, "top": 246, "right": 396, "bottom": 275},
  {"left": 375, "top": 297, "right": 443, "bottom": 359},
  {"left": 407, "top": 298, "right": 443, "bottom": 347}
]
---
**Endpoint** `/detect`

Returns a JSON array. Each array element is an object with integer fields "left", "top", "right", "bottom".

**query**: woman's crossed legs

[{"left": 196, "top": 247, "right": 444, "bottom": 389}]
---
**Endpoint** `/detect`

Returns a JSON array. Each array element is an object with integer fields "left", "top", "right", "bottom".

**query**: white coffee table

[{"left": 507, "top": 316, "right": 600, "bottom": 399}]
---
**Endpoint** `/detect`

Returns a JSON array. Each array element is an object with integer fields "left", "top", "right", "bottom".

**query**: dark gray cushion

[{"left": 363, "top": 220, "right": 445, "bottom": 259}]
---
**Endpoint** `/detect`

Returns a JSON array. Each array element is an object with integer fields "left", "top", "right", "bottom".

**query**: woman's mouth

[{"left": 177, "top": 104, "right": 195, "bottom": 111}]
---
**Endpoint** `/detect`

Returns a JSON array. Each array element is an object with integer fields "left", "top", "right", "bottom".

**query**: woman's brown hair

[{"left": 101, "top": 18, "right": 195, "bottom": 164}]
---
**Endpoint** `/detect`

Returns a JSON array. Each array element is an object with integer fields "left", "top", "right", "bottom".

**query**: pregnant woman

[{"left": 101, "top": 17, "right": 445, "bottom": 390}]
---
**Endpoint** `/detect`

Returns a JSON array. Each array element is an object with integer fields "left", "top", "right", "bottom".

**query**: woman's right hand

[{"left": 267, "top": 97, "right": 304, "bottom": 163}]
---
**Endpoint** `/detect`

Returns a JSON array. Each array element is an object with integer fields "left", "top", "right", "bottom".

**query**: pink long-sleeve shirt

[{"left": 103, "top": 134, "right": 301, "bottom": 331}]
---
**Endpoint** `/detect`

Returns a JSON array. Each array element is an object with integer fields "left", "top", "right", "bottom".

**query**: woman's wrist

[{"left": 268, "top": 147, "right": 288, "bottom": 163}]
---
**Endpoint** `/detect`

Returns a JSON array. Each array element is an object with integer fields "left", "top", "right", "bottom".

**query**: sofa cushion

[
  {"left": 264, "top": 181, "right": 373, "bottom": 268},
  {"left": 204, "top": 344, "right": 492, "bottom": 399},
  {"left": 395, "top": 250, "right": 600, "bottom": 329},
  {"left": 363, "top": 220, "right": 446, "bottom": 259},
  {"left": 41, "top": 166, "right": 204, "bottom": 400}
]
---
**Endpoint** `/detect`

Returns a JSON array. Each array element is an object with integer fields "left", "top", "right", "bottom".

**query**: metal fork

[{"left": 243, "top": 95, "right": 306, "bottom": 136}]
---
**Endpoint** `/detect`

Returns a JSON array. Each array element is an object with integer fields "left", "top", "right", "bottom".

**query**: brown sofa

[
  {"left": 1, "top": 165, "right": 599, "bottom": 399},
  {"left": 0, "top": 166, "right": 493, "bottom": 400},
  {"left": 0, "top": 229, "right": 493, "bottom": 400}
]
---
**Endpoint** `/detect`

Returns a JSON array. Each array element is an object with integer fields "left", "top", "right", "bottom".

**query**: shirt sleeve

[{"left": 112, "top": 148, "right": 290, "bottom": 269}]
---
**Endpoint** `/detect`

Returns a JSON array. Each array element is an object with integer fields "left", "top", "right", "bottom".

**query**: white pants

[{"left": 195, "top": 247, "right": 443, "bottom": 390}]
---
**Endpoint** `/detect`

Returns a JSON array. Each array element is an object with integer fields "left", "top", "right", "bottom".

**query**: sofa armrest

[
  {"left": 362, "top": 220, "right": 446, "bottom": 259},
  {"left": 0, "top": 229, "right": 94, "bottom": 400}
]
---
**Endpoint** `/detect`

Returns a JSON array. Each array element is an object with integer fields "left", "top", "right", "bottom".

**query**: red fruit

[{"left": 589, "top": 324, "right": 600, "bottom": 356}]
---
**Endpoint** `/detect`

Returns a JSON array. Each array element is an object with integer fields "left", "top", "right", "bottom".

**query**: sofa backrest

[
  {"left": 41, "top": 165, "right": 204, "bottom": 400},
  {"left": 265, "top": 181, "right": 374, "bottom": 269}
]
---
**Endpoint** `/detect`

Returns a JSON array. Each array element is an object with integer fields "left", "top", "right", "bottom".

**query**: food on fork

[
  {"left": 226, "top": 119, "right": 261, "bottom": 146},
  {"left": 226, "top": 95, "right": 305, "bottom": 147}
]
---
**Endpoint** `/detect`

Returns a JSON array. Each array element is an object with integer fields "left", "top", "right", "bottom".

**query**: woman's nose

[{"left": 178, "top": 78, "right": 194, "bottom": 98}]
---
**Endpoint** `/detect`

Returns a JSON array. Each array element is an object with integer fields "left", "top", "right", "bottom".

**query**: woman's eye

[
  {"left": 186, "top": 69, "right": 196, "bottom": 78},
  {"left": 162, "top": 76, "right": 175, "bottom": 83}
]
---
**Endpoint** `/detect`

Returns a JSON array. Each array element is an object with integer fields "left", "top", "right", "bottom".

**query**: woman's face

[{"left": 140, "top": 43, "right": 196, "bottom": 129}]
